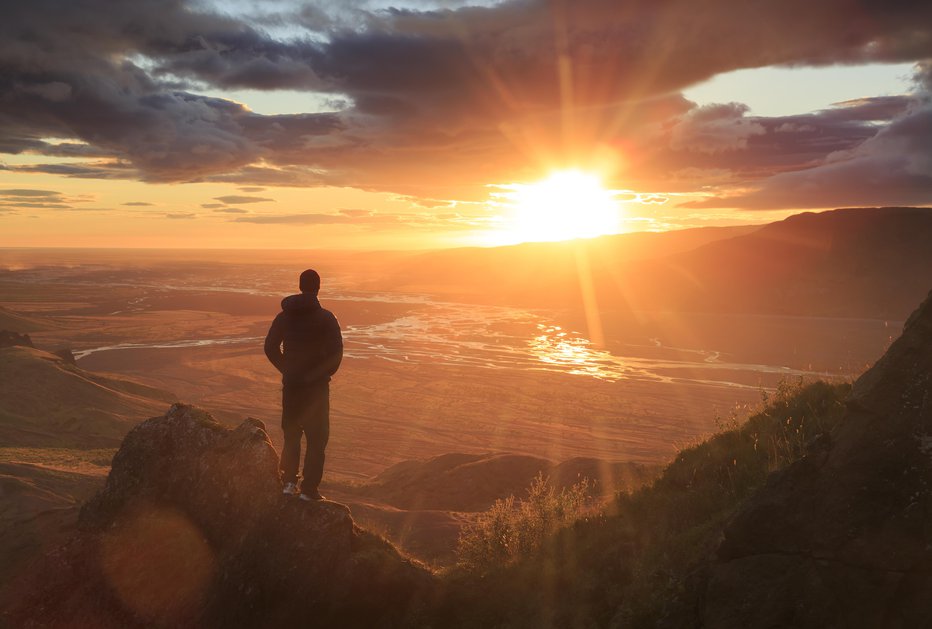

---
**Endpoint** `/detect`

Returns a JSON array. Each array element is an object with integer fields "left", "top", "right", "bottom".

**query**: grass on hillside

[{"left": 437, "top": 378, "right": 850, "bottom": 628}]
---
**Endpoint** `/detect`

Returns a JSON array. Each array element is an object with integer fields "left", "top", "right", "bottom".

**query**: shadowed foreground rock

[
  {"left": 0, "top": 330, "right": 33, "bottom": 348},
  {"left": 701, "top": 291, "right": 932, "bottom": 629},
  {"left": 8, "top": 404, "right": 433, "bottom": 628}
]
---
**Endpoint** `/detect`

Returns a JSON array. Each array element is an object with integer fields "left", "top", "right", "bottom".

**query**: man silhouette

[{"left": 264, "top": 269, "right": 343, "bottom": 501}]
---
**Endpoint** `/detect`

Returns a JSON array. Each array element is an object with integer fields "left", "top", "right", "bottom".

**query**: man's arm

[
  {"left": 264, "top": 314, "right": 285, "bottom": 373},
  {"left": 323, "top": 313, "right": 343, "bottom": 378},
  {"left": 301, "top": 312, "right": 343, "bottom": 384}
]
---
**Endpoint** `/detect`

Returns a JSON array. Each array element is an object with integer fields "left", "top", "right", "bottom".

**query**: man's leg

[
  {"left": 279, "top": 387, "right": 305, "bottom": 485},
  {"left": 300, "top": 385, "right": 330, "bottom": 494}
]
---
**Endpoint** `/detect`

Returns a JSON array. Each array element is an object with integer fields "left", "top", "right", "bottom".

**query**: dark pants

[{"left": 279, "top": 384, "right": 330, "bottom": 491}]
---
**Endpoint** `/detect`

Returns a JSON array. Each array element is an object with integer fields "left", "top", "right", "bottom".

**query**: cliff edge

[
  {"left": 701, "top": 291, "right": 932, "bottom": 628},
  {"left": 7, "top": 404, "right": 432, "bottom": 628}
]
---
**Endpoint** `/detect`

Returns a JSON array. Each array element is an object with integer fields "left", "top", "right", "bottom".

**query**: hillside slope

[
  {"left": 6, "top": 405, "right": 432, "bottom": 628},
  {"left": 636, "top": 206, "right": 932, "bottom": 318},
  {"left": 388, "top": 207, "right": 932, "bottom": 320},
  {"left": 385, "top": 224, "right": 758, "bottom": 305},
  {"left": 0, "top": 346, "right": 174, "bottom": 448},
  {"left": 434, "top": 289, "right": 932, "bottom": 627},
  {"left": 700, "top": 289, "right": 932, "bottom": 627},
  {"left": 0, "top": 346, "right": 176, "bottom": 593}
]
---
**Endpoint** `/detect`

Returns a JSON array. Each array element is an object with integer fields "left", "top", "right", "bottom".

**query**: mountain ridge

[{"left": 386, "top": 206, "right": 932, "bottom": 320}]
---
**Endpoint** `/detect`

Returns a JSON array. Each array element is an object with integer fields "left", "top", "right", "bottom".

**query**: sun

[{"left": 490, "top": 169, "right": 622, "bottom": 245}]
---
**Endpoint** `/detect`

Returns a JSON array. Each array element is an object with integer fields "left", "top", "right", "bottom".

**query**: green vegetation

[
  {"left": 438, "top": 379, "right": 850, "bottom": 627},
  {"left": 456, "top": 473, "right": 591, "bottom": 574}
]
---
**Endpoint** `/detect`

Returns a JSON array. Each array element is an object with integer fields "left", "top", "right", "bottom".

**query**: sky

[{"left": 1, "top": 0, "right": 931, "bottom": 249}]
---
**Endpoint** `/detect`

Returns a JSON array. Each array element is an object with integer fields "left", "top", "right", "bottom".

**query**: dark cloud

[
  {"left": 1, "top": 0, "right": 931, "bottom": 207},
  {"left": 0, "top": 188, "right": 75, "bottom": 209},
  {"left": 232, "top": 213, "right": 358, "bottom": 225},
  {"left": 122, "top": 201, "right": 154, "bottom": 206},
  {"left": 0, "top": 201, "right": 72, "bottom": 209},
  {"left": 3, "top": 161, "right": 136, "bottom": 179},
  {"left": 213, "top": 195, "right": 275, "bottom": 204},
  {"left": 230, "top": 210, "right": 448, "bottom": 228},
  {"left": 684, "top": 98, "right": 932, "bottom": 209},
  {"left": 669, "top": 103, "right": 765, "bottom": 154},
  {"left": 0, "top": 189, "right": 61, "bottom": 197},
  {"left": 619, "top": 92, "right": 926, "bottom": 195}
]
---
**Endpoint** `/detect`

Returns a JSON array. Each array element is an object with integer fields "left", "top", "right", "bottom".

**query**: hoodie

[{"left": 264, "top": 293, "right": 343, "bottom": 387}]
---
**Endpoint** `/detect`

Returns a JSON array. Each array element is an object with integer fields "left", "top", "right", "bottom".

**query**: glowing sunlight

[{"left": 489, "top": 169, "right": 623, "bottom": 245}]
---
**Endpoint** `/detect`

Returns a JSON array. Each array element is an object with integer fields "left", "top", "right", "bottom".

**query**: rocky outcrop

[
  {"left": 0, "top": 329, "right": 33, "bottom": 348},
  {"left": 52, "top": 348, "right": 77, "bottom": 365},
  {"left": 701, "top": 291, "right": 932, "bottom": 628},
  {"left": 8, "top": 404, "right": 432, "bottom": 628}
]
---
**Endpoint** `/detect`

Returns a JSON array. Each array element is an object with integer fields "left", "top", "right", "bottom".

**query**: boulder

[
  {"left": 9, "top": 404, "right": 432, "bottom": 628},
  {"left": 0, "top": 329, "right": 33, "bottom": 348},
  {"left": 701, "top": 291, "right": 932, "bottom": 628},
  {"left": 52, "top": 348, "right": 77, "bottom": 365}
]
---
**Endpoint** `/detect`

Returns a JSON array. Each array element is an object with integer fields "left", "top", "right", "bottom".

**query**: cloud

[
  {"left": 213, "top": 207, "right": 248, "bottom": 213},
  {"left": 682, "top": 94, "right": 932, "bottom": 209},
  {"left": 229, "top": 209, "right": 467, "bottom": 229},
  {"left": 165, "top": 212, "right": 196, "bottom": 219},
  {"left": 0, "top": 0, "right": 931, "bottom": 208},
  {"left": 238, "top": 186, "right": 266, "bottom": 192},
  {"left": 670, "top": 103, "right": 765, "bottom": 153},
  {"left": 213, "top": 195, "right": 275, "bottom": 204},
  {"left": 122, "top": 201, "right": 153, "bottom": 206},
  {"left": 0, "top": 188, "right": 61, "bottom": 197},
  {"left": 232, "top": 213, "right": 357, "bottom": 225},
  {"left": 0, "top": 188, "right": 74, "bottom": 209}
]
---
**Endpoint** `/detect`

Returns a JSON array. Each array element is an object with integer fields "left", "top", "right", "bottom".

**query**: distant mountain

[
  {"left": 630, "top": 206, "right": 932, "bottom": 318},
  {"left": 388, "top": 207, "right": 932, "bottom": 320},
  {"left": 384, "top": 224, "right": 759, "bottom": 306}
]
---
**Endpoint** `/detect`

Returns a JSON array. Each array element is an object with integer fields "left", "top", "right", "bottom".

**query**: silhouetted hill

[
  {"left": 636, "top": 206, "right": 932, "bottom": 318},
  {"left": 8, "top": 405, "right": 431, "bottom": 628},
  {"left": 385, "top": 224, "right": 758, "bottom": 305},
  {"left": 699, "top": 289, "right": 932, "bottom": 627},
  {"left": 389, "top": 207, "right": 932, "bottom": 320},
  {"left": 435, "top": 290, "right": 932, "bottom": 627},
  {"left": 340, "top": 452, "right": 658, "bottom": 512}
]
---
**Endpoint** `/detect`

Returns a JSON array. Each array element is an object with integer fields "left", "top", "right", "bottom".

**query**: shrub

[{"left": 455, "top": 473, "right": 590, "bottom": 573}]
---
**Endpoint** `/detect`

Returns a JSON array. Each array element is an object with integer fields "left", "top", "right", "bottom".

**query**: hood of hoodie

[{"left": 281, "top": 293, "right": 321, "bottom": 312}]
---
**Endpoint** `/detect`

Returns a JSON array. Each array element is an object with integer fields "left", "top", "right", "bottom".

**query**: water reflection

[{"left": 529, "top": 325, "right": 628, "bottom": 381}]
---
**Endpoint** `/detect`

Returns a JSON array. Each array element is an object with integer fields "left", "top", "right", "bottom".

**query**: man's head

[{"left": 299, "top": 269, "right": 321, "bottom": 294}]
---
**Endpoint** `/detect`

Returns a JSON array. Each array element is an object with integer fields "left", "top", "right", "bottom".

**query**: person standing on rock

[{"left": 264, "top": 269, "right": 343, "bottom": 501}]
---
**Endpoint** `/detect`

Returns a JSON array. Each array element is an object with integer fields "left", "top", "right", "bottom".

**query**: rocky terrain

[
  {"left": 9, "top": 290, "right": 932, "bottom": 628},
  {"left": 6, "top": 405, "right": 432, "bottom": 628},
  {"left": 699, "top": 290, "right": 932, "bottom": 628}
]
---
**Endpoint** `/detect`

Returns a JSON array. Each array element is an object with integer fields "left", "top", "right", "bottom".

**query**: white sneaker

[{"left": 282, "top": 482, "right": 298, "bottom": 496}]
